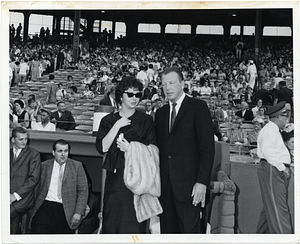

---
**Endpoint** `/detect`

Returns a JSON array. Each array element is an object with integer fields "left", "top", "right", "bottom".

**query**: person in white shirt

[
  {"left": 251, "top": 99, "right": 263, "bottom": 117},
  {"left": 19, "top": 57, "right": 29, "bottom": 84},
  {"left": 200, "top": 81, "right": 212, "bottom": 96},
  {"left": 256, "top": 101, "right": 293, "bottom": 234},
  {"left": 31, "top": 108, "right": 56, "bottom": 131},
  {"left": 56, "top": 83, "right": 65, "bottom": 101},
  {"left": 246, "top": 60, "right": 257, "bottom": 89},
  {"left": 144, "top": 100, "right": 155, "bottom": 121},
  {"left": 136, "top": 65, "right": 148, "bottom": 87},
  {"left": 147, "top": 63, "right": 155, "bottom": 83}
]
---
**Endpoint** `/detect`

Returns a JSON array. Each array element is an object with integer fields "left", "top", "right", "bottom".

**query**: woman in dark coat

[{"left": 96, "top": 76, "right": 156, "bottom": 234}]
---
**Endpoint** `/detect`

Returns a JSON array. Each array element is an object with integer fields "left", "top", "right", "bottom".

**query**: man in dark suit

[
  {"left": 252, "top": 83, "right": 273, "bottom": 106},
  {"left": 51, "top": 101, "right": 76, "bottom": 131},
  {"left": 29, "top": 139, "right": 88, "bottom": 234},
  {"left": 144, "top": 100, "right": 155, "bottom": 121},
  {"left": 99, "top": 85, "right": 117, "bottom": 109},
  {"left": 235, "top": 102, "right": 254, "bottom": 122},
  {"left": 155, "top": 67, "right": 215, "bottom": 233},
  {"left": 273, "top": 81, "right": 293, "bottom": 108},
  {"left": 10, "top": 127, "right": 41, "bottom": 234}
]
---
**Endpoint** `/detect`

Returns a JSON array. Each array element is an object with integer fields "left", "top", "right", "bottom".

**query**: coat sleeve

[
  {"left": 195, "top": 101, "right": 215, "bottom": 186},
  {"left": 75, "top": 163, "right": 89, "bottom": 216},
  {"left": 95, "top": 115, "right": 112, "bottom": 155},
  {"left": 15, "top": 150, "right": 41, "bottom": 198}
]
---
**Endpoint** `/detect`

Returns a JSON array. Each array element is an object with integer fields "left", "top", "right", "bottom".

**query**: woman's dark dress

[
  {"left": 96, "top": 110, "right": 156, "bottom": 234},
  {"left": 14, "top": 110, "right": 29, "bottom": 128}
]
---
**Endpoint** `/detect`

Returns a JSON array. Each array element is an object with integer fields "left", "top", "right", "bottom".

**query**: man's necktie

[
  {"left": 57, "top": 164, "right": 64, "bottom": 199},
  {"left": 170, "top": 103, "right": 177, "bottom": 132}
]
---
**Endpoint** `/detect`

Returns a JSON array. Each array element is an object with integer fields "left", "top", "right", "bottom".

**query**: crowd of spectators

[{"left": 9, "top": 34, "right": 293, "bottom": 146}]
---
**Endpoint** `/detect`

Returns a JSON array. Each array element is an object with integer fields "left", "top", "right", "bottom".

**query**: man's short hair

[
  {"left": 49, "top": 74, "right": 55, "bottom": 80},
  {"left": 57, "top": 101, "right": 65, "bottom": 106},
  {"left": 12, "top": 126, "right": 27, "bottom": 138},
  {"left": 52, "top": 139, "right": 71, "bottom": 151},
  {"left": 160, "top": 67, "right": 184, "bottom": 81},
  {"left": 18, "top": 91, "right": 24, "bottom": 96}
]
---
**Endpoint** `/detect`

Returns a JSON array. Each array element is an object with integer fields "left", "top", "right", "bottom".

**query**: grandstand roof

[{"left": 11, "top": 9, "right": 292, "bottom": 27}]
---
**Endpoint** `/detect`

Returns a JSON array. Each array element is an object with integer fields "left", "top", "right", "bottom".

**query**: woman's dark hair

[
  {"left": 28, "top": 98, "right": 36, "bottom": 106},
  {"left": 115, "top": 76, "right": 143, "bottom": 105},
  {"left": 14, "top": 99, "right": 25, "bottom": 109},
  {"left": 282, "top": 130, "right": 294, "bottom": 142},
  {"left": 70, "top": 86, "right": 78, "bottom": 93},
  {"left": 85, "top": 84, "right": 91, "bottom": 90}
]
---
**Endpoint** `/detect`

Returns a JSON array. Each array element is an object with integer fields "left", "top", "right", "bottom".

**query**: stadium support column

[
  {"left": 254, "top": 10, "right": 262, "bottom": 68},
  {"left": 126, "top": 20, "right": 138, "bottom": 39},
  {"left": 86, "top": 17, "right": 94, "bottom": 39},
  {"left": 161, "top": 23, "right": 166, "bottom": 39},
  {"left": 255, "top": 10, "right": 262, "bottom": 91},
  {"left": 23, "top": 12, "right": 30, "bottom": 43},
  {"left": 112, "top": 20, "right": 116, "bottom": 39},
  {"left": 73, "top": 10, "right": 81, "bottom": 62},
  {"left": 191, "top": 24, "right": 197, "bottom": 39},
  {"left": 223, "top": 24, "right": 230, "bottom": 44}
]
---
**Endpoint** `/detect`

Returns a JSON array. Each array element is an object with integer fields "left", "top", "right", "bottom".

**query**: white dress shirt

[
  {"left": 45, "top": 160, "right": 66, "bottom": 203},
  {"left": 257, "top": 121, "right": 290, "bottom": 171}
]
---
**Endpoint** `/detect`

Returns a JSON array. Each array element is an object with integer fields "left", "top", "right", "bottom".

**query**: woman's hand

[
  {"left": 116, "top": 117, "right": 131, "bottom": 129},
  {"left": 117, "top": 137, "right": 130, "bottom": 152}
]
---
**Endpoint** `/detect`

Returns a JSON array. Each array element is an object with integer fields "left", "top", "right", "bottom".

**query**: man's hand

[
  {"left": 283, "top": 167, "right": 290, "bottom": 179},
  {"left": 191, "top": 183, "right": 206, "bottom": 207},
  {"left": 10, "top": 194, "right": 17, "bottom": 205},
  {"left": 70, "top": 213, "right": 81, "bottom": 227}
]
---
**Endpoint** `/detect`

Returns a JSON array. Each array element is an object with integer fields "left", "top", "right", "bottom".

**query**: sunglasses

[{"left": 124, "top": 92, "right": 143, "bottom": 98}]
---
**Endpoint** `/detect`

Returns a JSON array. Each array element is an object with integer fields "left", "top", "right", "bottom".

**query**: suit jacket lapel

[
  {"left": 62, "top": 159, "right": 70, "bottom": 183},
  {"left": 46, "top": 160, "right": 55, "bottom": 189},
  {"left": 12, "top": 146, "right": 27, "bottom": 166},
  {"left": 162, "top": 105, "right": 170, "bottom": 137}
]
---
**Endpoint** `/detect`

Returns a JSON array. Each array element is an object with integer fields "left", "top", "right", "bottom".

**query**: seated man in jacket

[
  {"left": 51, "top": 101, "right": 76, "bottom": 131},
  {"left": 235, "top": 102, "right": 254, "bottom": 122},
  {"left": 29, "top": 139, "right": 88, "bottom": 234},
  {"left": 10, "top": 127, "right": 41, "bottom": 234}
]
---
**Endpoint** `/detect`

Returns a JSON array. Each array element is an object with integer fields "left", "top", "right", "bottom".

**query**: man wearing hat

[
  {"left": 31, "top": 108, "right": 56, "bottom": 131},
  {"left": 256, "top": 101, "right": 293, "bottom": 234}
]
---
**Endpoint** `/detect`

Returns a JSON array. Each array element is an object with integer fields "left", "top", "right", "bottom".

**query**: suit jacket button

[{"left": 168, "top": 156, "right": 171, "bottom": 159}]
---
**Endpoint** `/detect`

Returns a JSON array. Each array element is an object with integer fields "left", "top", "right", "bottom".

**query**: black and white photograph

[{"left": 1, "top": 1, "right": 299, "bottom": 243}]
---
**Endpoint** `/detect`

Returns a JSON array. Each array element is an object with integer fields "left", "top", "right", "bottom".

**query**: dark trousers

[
  {"left": 159, "top": 179, "right": 201, "bottom": 233},
  {"left": 31, "top": 200, "right": 74, "bottom": 234},
  {"left": 257, "top": 160, "right": 293, "bottom": 234},
  {"left": 10, "top": 205, "right": 24, "bottom": 234}
]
